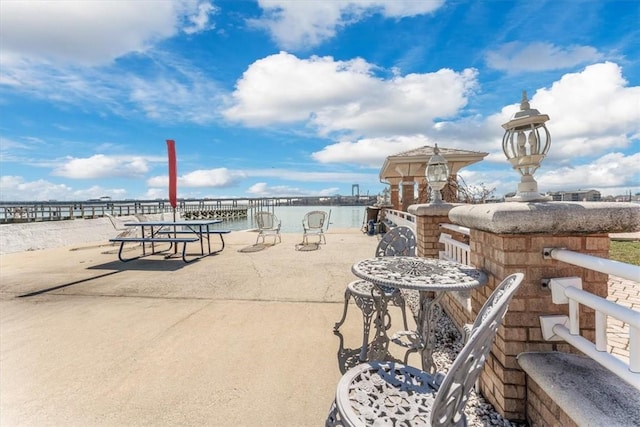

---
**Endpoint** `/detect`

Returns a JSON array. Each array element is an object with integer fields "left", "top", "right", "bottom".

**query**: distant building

[{"left": 549, "top": 189, "right": 601, "bottom": 202}]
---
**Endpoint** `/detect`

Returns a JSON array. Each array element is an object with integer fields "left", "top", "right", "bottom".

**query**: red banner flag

[{"left": 166, "top": 139, "right": 177, "bottom": 209}]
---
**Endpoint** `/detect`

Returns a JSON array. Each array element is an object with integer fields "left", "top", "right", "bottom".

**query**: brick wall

[
  {"left": 410, "top": 201, "right": 640, "bottom": 424},
  {"left": 468, "top": 231, "right": 609, "bottom": 420}
]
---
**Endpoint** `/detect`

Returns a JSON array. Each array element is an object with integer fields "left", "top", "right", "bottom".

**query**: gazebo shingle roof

[{"left": 379, "top": 145, "right": 488, "bottom": 181}]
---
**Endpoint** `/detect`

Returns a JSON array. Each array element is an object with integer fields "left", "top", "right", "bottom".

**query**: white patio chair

[
  {"left": 333, "top": 226, "right": 416, "bottom": 361},
  {"left": 255, "top": 211, "right": 281, "bottom": 245},
  {"left": 302, "top": 210, "right": 328, "bottom": 245},
  {"left": 326, "top": 273, "right": 525, "bottom": 427}
]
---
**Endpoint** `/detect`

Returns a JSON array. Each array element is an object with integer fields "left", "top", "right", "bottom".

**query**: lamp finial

[{"left": 520, "top": 91, "right": 530, "bottom": 110}]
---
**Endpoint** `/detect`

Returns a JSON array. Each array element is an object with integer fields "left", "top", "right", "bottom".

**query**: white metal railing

[
  {"left": 439, "top": 224, "right": 472, "bottom": 312},
  {"left": 540, "top": 247, "right": 640, "bottom": 390},
  {"left": 438, "top": 224, "right": 471, "bottom": 266},
  {"left": 440, "top": 223, "right": 470, "bottom": 236},
  {"left": 383, "top": 209, "right": 416, "bottom": 231},
  {"left": 543, "top": 247, "right": 640, "bottom": 282}
]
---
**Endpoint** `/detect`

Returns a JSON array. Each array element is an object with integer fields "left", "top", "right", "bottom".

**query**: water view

[{"left": 211, "top": 205, "right": 367, "bottom": 233}]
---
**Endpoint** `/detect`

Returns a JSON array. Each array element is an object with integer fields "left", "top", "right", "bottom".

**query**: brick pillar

[
  {"left": 401, "top": 180, "right": 415, "bottom": 212},
  {"left": 389, "top": 179, "right": 401, "bottom": 211},
  {"left": 408, "top": 203, "right": 460, "bottom": 258},
  {"left": 447, "top": 201, "right": 640, "bottom": 421}
]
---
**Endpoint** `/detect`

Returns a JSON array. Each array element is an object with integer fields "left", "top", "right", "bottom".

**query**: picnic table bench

[
  {"left": 109, "top": 220, "right": 230, "bottom": 263},
  {"left": 109, "top": 236, "right": 199, "bottom": 263}
]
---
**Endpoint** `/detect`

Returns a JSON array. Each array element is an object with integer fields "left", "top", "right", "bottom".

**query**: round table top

[{"left": 351, "top": 256, "right": 487, "bottom": 292}]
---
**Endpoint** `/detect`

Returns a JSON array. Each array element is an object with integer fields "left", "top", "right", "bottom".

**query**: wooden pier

[{"left": 0, "top": 195, "right": 377, "bottom": 224}]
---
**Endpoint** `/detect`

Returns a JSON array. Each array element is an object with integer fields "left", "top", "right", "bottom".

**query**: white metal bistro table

[
  {"left": 351, "top": 256, "right": 487, "bottom": 373},
  {"left": 111, "top": 219, "right": 228, "bottom": 262}
]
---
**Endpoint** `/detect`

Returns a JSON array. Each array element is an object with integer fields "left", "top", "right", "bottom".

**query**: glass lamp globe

[
  {"left": 426, "top": 144, "right": 449, "bottom": 204},
  {"left": 502, "top": 91, "right": 552, "bottom": 202}
]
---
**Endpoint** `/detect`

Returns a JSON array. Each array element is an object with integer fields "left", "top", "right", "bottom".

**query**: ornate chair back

[
  {"left": 255, "top": 211, "right": 281, "bottom": 245},
  {"left": 375, "top": 226, "right": 416, "bottom": 257},
  {"left": 430, "top": 272, "right": 524, "bottom": 426},
  {"left": 256, "top": 211, "right": 279, "bottom": 231},
  {"left": 303, "top": 210, "right": 327, "bottom": 231}
]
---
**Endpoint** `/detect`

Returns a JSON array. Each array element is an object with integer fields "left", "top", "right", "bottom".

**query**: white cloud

[
  {"left": 129, "top": 70, "right": 224, "bottom": 124},
  {"left": 1, "top": 53, "right": 224, "bottom": 124},
  {"left": 247, "top": 182, "right": 338, "bottom": 197},
  {"left": 538, "top": 152, "right": 640, "bottom": 194},
  {"left": 0, "top": 176, "right": 126, "bottom": 201},
  {"left": 310, "top": 60, "right": 640, "bottom": 197},
  {"left": 312, "top": 135, "right": 432, "bottom": 167},
  {"left": 183, "top": 2, "right": 218, "bottom": 35},
  {"left": 147, "top": 168, "right": 246, "bottom": 188},
  {"left": 223, "top": 52, "right": 478, "bottom": 137},
  {"left": 486, "top": 42, "right": 604, "bottom": 73},
  {"left": 53, "top": 155, "right": 150, "bottom": 179},
  {"left": 252, "top": 0, "right": 444, "bottom": 50},
  {"left": 245, "top": 168, "right": 375, "bottom": 183},
  {"left": 181, "top": 168, "right": 246, "bottom": 187},
  {"left": 0, "top": 0, "right": 216, "bottom": 66},
  {"left": 488, "top": 62, "right": 640, "bottom": 160},
  {"left": 143, "top": 188, "right": 168, "bottom": 200}
]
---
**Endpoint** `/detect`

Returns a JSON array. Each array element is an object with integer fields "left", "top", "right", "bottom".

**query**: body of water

[{"left": 211, "top": 205, "right": 368, "bottom": 233}]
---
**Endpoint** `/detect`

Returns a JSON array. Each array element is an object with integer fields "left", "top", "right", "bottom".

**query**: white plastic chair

[
  {"left": 302, "top": 210, "right": 328, "bottom": 245},
  {"left": 255, "top": 211, "right": 281, "bottom": 245}
]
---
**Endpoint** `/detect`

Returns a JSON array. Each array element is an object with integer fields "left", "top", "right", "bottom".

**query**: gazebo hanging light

[
  {"left": 502, "top": 91, "right": 552, "bottom": 202},
  {"left": 426, "top": 144, "right": 449, "bottom": 204}
]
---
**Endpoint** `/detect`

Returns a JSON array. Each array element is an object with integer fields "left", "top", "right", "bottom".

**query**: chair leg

[
  {"left": 359, "top": 309, "right": 373, "bottom": 361},
  {"left": 326, "top": 401, "right": 342, "bottom": 427},
  {"left": 334, "top": 289, "right": 352, "bottom": 331},
  {"left": 390, "top": 292, "right": 410, "bottom": 331},
  {"left": 357, "top": 296, "right": 376, "bottom": 361},
  {"left": 400, "top": 301, "right": 409, "bottom": 331}
]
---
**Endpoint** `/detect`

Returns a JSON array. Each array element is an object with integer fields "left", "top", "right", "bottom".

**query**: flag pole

[{"left": 167, "top": 140, "right": 178, "bottom": 254}]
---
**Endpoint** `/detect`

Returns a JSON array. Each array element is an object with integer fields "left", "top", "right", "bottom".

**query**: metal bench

[
  {"left": 154, "top": 229, "right": 231, "bottom": 255},
  {"left": 109, "top": 236, "right": 199, "bottom": 263}
]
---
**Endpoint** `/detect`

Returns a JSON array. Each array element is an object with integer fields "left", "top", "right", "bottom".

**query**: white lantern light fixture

[
  {"left": 426, "top": 144, "right": 449, "bottom": 204},
  {"left": 502, "top": 91, "right": 552, "bottom": 202}
]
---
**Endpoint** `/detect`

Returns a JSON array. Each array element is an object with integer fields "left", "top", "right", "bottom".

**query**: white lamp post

[
  {"left": 426, "top": 144, "right": 449, "bottom": 204},
  {"left": 502, "top": 91, "right": 552, "bottom": 202}
]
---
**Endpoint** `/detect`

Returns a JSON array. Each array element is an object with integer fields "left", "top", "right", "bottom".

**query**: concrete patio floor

[
  {"left": 0, "top": 229, "right": 410, "bottom": 427},
  {"left": 1, "top": 228, "right": 636, "bottom": 426}
]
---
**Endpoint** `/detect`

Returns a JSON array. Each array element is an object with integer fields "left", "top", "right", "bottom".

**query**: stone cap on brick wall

[
  {"left": 408, "top": 202, "right": 463, "bottom": 216},
  {"left": 517, "top": 352, "right": 640, "bottom": 426},
  {"left": 448, "top": 201, "right": 640, "bottom": 234}
]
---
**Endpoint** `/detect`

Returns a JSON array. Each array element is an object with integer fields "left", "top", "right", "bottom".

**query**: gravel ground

[{"left": 431, "top": 309, "right": 528, "bottom": 427}]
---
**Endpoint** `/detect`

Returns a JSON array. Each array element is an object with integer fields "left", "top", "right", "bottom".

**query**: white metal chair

[
  {"left": 326, "top": 273, "right": 525, "bottom": 427},
  {"left": 302, "top": 210, "right": 328, "bottom": 245},
  {"left": 255, "top": 211, "right": 281, "bottom": 245},
  {"left": 333, "top": 226, "right": 416, "bottom": 361}
]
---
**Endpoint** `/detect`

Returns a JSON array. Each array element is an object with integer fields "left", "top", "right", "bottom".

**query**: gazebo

[{"left": 379, "top": 145, "right": 488, "bottom": 211}]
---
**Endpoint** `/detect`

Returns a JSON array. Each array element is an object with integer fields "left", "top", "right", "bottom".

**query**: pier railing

[
  {"left": 0, "top": 196, "right": 377, "bottom": 224},
  {"left": 0, "top": 201, "right": 248, "bottom": 223}
]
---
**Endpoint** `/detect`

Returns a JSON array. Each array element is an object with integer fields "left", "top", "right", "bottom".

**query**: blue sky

[{"left": 1, "top": 0, "right": 638, "bottom": 202}]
